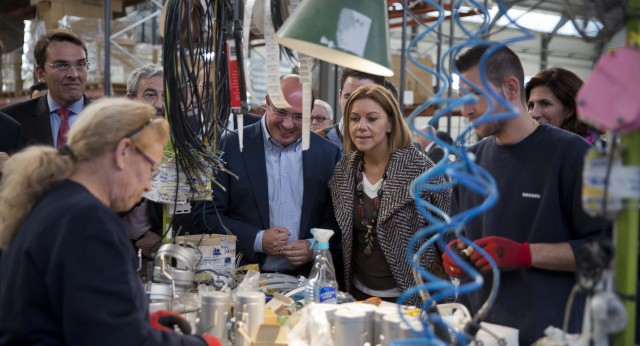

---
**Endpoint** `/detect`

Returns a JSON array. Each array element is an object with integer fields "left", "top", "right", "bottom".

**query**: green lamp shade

[{"left": 275, "top": 0, "right": 393, "bottom": 77}]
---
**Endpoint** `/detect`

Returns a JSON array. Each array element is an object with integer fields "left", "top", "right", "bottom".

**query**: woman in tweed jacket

[{"left": 329, "top": 84, "right": 450, "bottom": 306}]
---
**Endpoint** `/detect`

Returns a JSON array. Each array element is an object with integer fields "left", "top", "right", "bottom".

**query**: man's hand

[
  {"left": 262, "top": 227, "right": 290, "bottom": 256},
  {"left": 470, "top": 236, "right": 531, "bottom": 272},
  {"left": 442, "top": 239, "right": 469, "bottom": 278},
  {"left": 281, "top": 240, "right": 314, "bottom": 267}
]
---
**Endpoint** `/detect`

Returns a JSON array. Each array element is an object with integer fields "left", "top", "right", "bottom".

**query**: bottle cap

[{"left": 309, "top": 228, "right": 334, "bottom": 250}]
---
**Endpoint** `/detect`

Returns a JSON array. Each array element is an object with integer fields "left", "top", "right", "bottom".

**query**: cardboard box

[
  {"left": 236, "top": 309, "right": 289, "bottom": 346},
  {"left": 390, "top": 53, "right": 434, "bottom": 106},
  {"left": 175, "top": 234, "right": 236, "bottom": 275},
  {"left": 34, "top": 0, "right": 124, "bottom": 30}
]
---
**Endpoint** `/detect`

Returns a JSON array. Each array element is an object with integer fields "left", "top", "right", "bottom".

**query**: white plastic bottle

[{"left": 304, "top": 228, "right": 338, "bottom": 304}]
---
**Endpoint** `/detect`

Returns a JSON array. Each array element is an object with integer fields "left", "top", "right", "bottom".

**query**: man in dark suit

[
  {"left": 193, "top": 75, "right": 342, "bottom": 276},
  {"left": 1, "top": 29, "right": 90, "bottom": 148},
  {"left": 119, "top": 64, "right": 166, "bottom": 279},
  {"left": 0, "top": 112, "right": 21, "bottom": 153},
  {"left": 0, "top": 111, "right": 22, "bottom": 173}
]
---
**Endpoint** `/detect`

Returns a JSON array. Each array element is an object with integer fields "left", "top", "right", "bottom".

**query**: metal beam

[
  {"left": 400, "top": 0, "right": 408, "bottom": 114},
  {"left": 103, "top": 0, "right": 164, "bottom": 95},
  {"left": 104, "top": 0, "right": 111, "bottom": 96},
  {"left": 613, "top": 1, "right": 640, "bottom": 344},
  {"left": 550, "top": 16, "right": 569, "bottom": 37},
  {"left": 540, "top": 33, "right": 550, "bottom": 70}
]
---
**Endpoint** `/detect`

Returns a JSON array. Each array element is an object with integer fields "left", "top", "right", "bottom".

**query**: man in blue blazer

[{"left": 193, "top": 75, "right": 342, "bottom": 277}]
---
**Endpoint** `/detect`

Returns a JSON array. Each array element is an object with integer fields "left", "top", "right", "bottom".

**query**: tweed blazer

[{"left": 329, "top": 146, "right": 450, "bottom": 305}]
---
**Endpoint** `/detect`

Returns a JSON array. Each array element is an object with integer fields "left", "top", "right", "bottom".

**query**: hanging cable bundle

[{"left": 162, "top": 0, "right": 239, "bottom": 196}]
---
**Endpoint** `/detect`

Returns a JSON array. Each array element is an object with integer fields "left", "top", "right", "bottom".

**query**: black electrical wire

[
  {"left": 160, "top": 0, "right": 241, "bottom": 243},
  {"left": 270, "top": 0, "right": 297, "bottom": 66}
]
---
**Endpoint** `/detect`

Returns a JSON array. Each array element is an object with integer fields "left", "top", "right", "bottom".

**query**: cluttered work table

[{"left": 146, "top": 231, "right": 518, "bottom": 346}]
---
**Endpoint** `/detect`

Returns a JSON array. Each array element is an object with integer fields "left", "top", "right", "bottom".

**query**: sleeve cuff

[{"left": 254, "top": 230, "right": 265, "bottom": 253}]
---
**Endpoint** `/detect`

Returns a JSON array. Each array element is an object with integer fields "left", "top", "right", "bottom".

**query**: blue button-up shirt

[
  {"left": 253, "top": 117, "right": 303, "bottom": 272},
  {"left": 48, "top": 95, "right": 84, "bottom": 148}
]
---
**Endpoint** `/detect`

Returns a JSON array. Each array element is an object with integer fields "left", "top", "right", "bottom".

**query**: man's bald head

[{"left": 264, "top": 74, "right": 314, "bottom": 146}]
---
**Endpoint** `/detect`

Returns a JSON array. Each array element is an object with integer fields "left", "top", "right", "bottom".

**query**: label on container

[{"left": 319, "top": 286, "right": 337, "bottom": 304}]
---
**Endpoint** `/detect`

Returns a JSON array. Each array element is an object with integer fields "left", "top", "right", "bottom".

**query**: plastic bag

[{"left": 288, "top": 303, "right": 334, "bottom": 346}]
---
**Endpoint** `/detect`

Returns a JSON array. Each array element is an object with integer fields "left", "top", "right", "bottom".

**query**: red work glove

[
  {"left": 150, "top": 310, "right": 192, "bottom": 334},
  {"left": 470, "top": 236, "right": 532, "bottom": 272},
  {"left": 442, "top": 239, "right": 469, "bottom": 278},
  {"left": 203, "top": 334, "right": 223, "bottom": 346}
]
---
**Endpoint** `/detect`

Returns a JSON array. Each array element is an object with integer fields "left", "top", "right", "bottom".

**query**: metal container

[
  {"left": 198, "top": 291, "right": 232, "bottom": 343},
  {"left": 334, "top": 309, "right": 367, "bottom": 346},
  {"left": 235, "top": 291, "right": 265, "bottom": 338}
]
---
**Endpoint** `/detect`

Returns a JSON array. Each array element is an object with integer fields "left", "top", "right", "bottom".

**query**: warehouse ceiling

[
  {"left": 0, "top": 0, "right": 146, "bottom": 53},
  {"left": 386, "top": 0, "right": 626, "bottom": 42},
  {"left": 0, "top": 0, "right": 626, "bottom": 71},
  {"left": 0, "top": 0, "right": 34, "bottom": 52}
]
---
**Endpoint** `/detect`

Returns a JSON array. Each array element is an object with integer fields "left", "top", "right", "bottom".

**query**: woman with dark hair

[
  {"left": 525, "top": 67, "right": 601, "bottom": 144},
  {"left": 329, "top": 84, "right": 450, "bottom": 305}
]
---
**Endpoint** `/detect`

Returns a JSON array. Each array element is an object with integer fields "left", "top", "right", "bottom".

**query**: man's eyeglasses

[
  {"left": 311, "top": 116, "right": 329, "bottom": 123},
  {"left": 133, "top": 145, "right": 160, "bottom": 178},
  {"left": 267, "top": 97, "right": 303, "bottom": 122},
  {"left": 45, "top": 61, "right": 91, "bottom": 72}
]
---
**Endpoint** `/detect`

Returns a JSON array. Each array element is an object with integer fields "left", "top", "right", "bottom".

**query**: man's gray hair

[
  {"left": 313, "top": 99, "right": 334, "bottom": 120},
  {"left": 127, "top": 64, "right": 163, "bottom": 96}
]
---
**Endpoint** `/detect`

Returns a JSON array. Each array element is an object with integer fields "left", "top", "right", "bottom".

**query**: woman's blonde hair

[
  {"left": 0, "top": 97, "right": 168, "bottom": 248},
  {"left": 342, "top": 84, "right": 413, "bottom": 154}
]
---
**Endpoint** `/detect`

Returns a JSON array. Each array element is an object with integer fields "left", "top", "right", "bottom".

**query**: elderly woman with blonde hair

[
  {"left": 0, "top": 98, "right": 220, "bottom": 345},
  {"left": 329, "top": 84, "right": 450, "bottom": 305}
]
